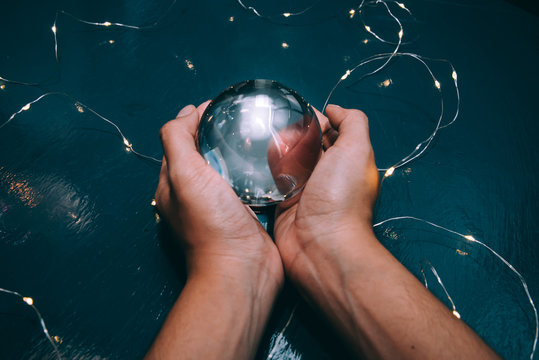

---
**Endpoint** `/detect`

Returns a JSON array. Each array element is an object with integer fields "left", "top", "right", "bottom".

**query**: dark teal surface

[{"left": 0, "top": 0, "right": 538, "bottom": 359}]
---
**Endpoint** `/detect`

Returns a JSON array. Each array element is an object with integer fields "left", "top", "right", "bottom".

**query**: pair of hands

[
  {"left": 154, "top": 101, "right": 379, "bottom": 296},
  {"left": 151, "top": 102, "right": 501, "bottom": 360}
]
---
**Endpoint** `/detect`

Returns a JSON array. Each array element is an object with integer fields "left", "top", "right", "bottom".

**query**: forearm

[
  {"left": 145, "top": 265, "right": 279, "bottom": 360},
  {"left": 294, "top": 227, "right": 500, "bottom": 359}
]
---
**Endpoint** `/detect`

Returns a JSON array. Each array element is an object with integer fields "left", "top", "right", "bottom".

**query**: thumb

[{"left": 324, "top": 105, "right": 371, "bottom": 152}]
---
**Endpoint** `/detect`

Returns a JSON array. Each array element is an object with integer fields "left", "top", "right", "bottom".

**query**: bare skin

[
  {"left": 146, "top": 103, "right": 500, "bottom": 360},
  {"left": 274, "top": 105, "right": 500, "bottom": 359},
  {"left": 145, "top": 102, "right": 284, "bottom": 360}
]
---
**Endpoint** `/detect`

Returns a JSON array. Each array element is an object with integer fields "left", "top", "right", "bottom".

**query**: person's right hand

[{"left": 272, "top": 104, "right": 380, "bottom": 295}]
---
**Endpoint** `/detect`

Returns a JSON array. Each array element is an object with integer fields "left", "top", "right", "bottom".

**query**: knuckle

[
  {"left": 158, "top": 121, "right": 178, "bottom": 141},
  {"left": 345, "top": 109, "right": 369, "bottom": 131},
  {"left": 345, "top": 109, "right": 368, "bottom": 121}
]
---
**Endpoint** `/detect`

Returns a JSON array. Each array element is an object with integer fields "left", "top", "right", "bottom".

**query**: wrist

[
  {"left": 187, "top": 247, "right": 284, "bottom": 300},
  {"left": 285, "top": 223, "right": 383, "bottom": 306}
]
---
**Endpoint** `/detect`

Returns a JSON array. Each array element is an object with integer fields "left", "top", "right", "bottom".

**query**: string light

[
  {"left": 0, "top": 288, "right": 61, "bottom": 359},
  {"left": 236, "top": 0, "right": 318, "bottom": 20},
  {"left": 5, "top": 1, "right": 177, "bottom": 84},
  {"left": 58, "top": 0, "right": 177, "bottom": 30},
  {"left": 374, "top": 216, "right": 538, "bottom": 359},
  {"left": 420, "top": 260, "right": 460, "bottom": 319},
  {"left": 0, "top": 74, "right": 38, "bottom": 86},
  {"left": 324, "top": 52, "right": 461, "bottom": 173},
  {"left": 0, "top": 1, "right": 535, "bottom": 359},
  {"left": 1, "top": 92, "right": 162, "bottom": 163}
]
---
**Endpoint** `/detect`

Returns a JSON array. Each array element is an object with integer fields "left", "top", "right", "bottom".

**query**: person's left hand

[{"left": 154, "top": 102, "right": 283, "bottom": 291}]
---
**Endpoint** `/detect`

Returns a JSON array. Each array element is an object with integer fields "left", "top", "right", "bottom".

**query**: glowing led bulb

[
  {"left": 22, "top": 104, "right": 31, "bottom": 111},
  {"left": 464, "top": 235, "right": 476, "bottom": 241},
  {"left": 103, "top": 21, "right": 112, "bottom": 27},
  {"left": 365, "top": 25, "right": 371, "bottom": 32},
  {"left": 283, "top": 12, "right": 291, "bottom": 17},
  {"left": 384, "top": 167, "right": 395, "bottom": 177},
  {"left": 23, "top": 297, "right": 34, "bottom": 305},
  {"left": 452, "top": 310, "right": 461, "bottom": 319},
  {"left": 281, "top": 42, "right": 289, "bottom": 49},
  {"left": 151, "top": 199, "right": 157, "bottom": 206},
  {"left": 398, "top": 29, "right": 403, "bottom": 39},
  {"left": 51, "top": 25, "right": 57, "bottom": 34},
  {"left": 341, "top": 70, "right": 351, "bottom": 80},
  {"left": 452, "top": 71, "right": 458, "bottom": 80},
  {"left": 434, "top": 80, "right": 441, "bottom": 90},
  {"left": 379, "top": 79, "right": 392, "bottom": 88},
  {"left": 0, "top": 84, "right": 5, "bottom": 90},
  {"left": 397, "top": 2, "right": 406, "bottom": 8},
  {"left": 185, "top": 59, "right": 195, "bottom": 70}
]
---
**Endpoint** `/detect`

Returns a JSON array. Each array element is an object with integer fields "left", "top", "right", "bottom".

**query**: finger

[
  {"left": 168, "top": 100, "right": 211, "bottom": 142},
  {"left": 196, "top": 100, "right": 211, "bottom": 117},
  {"left": 312, "top": 106, "right": 331, "bottom": 134},
  {"left": 160, "top": 104, "right": 206, "bottom": 172},
  {"left": 322, "top": 128, "right": 339, "bottom": 150},
  {"left": 155, "top": 157, "right": 171, "bottom": 214},
  {"left": 325, "top": 104, "right": 370, "bottom": 148}
]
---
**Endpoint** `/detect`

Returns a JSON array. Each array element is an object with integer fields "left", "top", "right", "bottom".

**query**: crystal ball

[{"left": 197, "top": 79, "right": 322, "bottom": 207}]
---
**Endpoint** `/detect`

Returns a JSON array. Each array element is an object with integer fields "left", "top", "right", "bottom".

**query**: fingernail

[
  {"left": 177, "top": 104, "right": 195, "bottom": 117},
  {"left": 327, "top": 104, "right": 342, "bottom": 109}
]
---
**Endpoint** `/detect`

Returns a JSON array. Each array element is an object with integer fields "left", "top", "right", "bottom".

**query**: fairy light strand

[
  {"left": 236, "top": 0, "right": 321, "bottom": 19},
  {"left": 0, "top": 74, "right": 39, "bottom": 87},
  {"left": 4, "top": 0, "right": 177, "bottom": 85},
  {"left": 0, "top": 92, "right": 162, "bottom": 164},
  {"left": 361, "top": 0, "right": 404, "bottom": 76},
  {"left": 420, "top": 260, "right": 461, "bottom": 319},
  {"left": 0, "top": 1, "right": 535, "bottom": 359},
  {"left": 323, "top": 52, "right": 460, "bottom": 176},
  {"left": 0, "top": 288, "right": 61, "bottom": 359},
  {"left": 373, "top": 216, "right": 538, "bottom": 359},
  {"left": 54, "top": 1, "right": 177, "bottom": 62}
]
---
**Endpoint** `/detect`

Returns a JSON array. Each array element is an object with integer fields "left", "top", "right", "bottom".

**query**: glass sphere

[{"left": 197, "top": 79, "right": 322, "bottom": 207}]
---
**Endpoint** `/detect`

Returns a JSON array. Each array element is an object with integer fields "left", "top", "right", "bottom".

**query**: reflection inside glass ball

[{"left": 197, "top": 79, "right": 322, "bottom": 207}]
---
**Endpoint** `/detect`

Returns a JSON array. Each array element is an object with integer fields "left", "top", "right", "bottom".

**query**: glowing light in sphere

[{"left": 197, "top": 79, "right": 322, "bottom": 207}]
